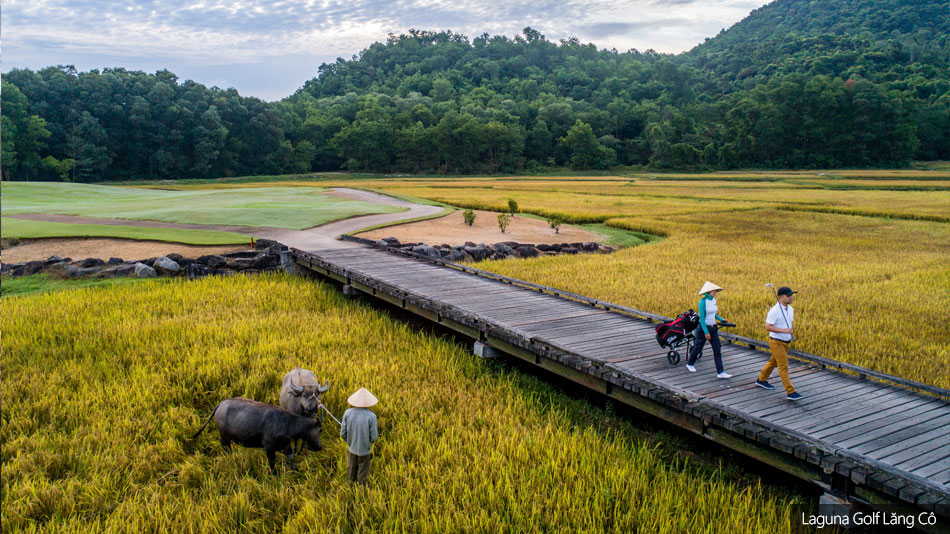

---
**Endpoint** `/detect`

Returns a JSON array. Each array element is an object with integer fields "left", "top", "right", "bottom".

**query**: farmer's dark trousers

[
  {"left": 347, "top": 451, "right": 372, "bottom": 485},
  {"left": 688, "top": 325, "right": 723, "bottom": 373}
]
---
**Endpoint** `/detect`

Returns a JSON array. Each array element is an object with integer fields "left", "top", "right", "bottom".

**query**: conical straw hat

[
  {"left": 698, "top": 281, "right": 722, "bottom": 295},
  {"left": 347, "top": 387, "right": 378, "bottom": 408}
]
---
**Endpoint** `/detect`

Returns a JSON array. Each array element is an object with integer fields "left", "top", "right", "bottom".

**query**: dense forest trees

[{"left": 2, "top": 0, "right": 947, "bottom": 181}]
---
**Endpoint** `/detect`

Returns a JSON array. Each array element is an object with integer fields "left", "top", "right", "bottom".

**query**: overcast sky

[{"left": 2, "top": 0, "right": 768, "bottom": 102}]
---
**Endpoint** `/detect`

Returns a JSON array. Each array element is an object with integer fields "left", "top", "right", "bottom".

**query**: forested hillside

[{"left": 3, "top": 0, "right": 947, "bottom": 181}]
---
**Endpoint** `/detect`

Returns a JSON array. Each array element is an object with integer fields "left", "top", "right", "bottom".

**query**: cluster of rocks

[
  {"left": 1, "top": 244, "right": 282, "bottom": 280},
  {"left": 374, "top": 237, "right": 615, "bottom": 262}
]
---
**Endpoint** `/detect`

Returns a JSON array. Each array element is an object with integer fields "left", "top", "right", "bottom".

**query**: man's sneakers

[
  {"left": 717, "top": 372, "right": 732, "bottom": 379},
  {"left": 786, "top": 392, "right": 804, "bottom": 401},
  {"left": 754, "top": 379, "right": 776, "bottom": 390},
  {"left": 686, "top": 364, "right": 697, "bottom": 372}
]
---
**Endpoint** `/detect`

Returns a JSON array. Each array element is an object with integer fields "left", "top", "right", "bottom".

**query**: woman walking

[{"left": 686, "top": 281, "right": 732, "bottom": 378}]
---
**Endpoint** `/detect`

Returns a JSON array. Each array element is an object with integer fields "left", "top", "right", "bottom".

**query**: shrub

[
  {"left": 549, "top": 217, "right": 562, "bottom": 234},
  {"left": 507, "top": 199, "right": 519, "bottom": 213},
  {"left": 497, "top": 213, "right": 511, "bottom": 233},
  {"left": 463, "top": 209, "right": 476, "bottom": 226}
]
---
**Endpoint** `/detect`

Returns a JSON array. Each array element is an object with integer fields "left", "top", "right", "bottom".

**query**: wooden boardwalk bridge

[{"left": 287, "top": 241, "right": 950, "bottom": 526}]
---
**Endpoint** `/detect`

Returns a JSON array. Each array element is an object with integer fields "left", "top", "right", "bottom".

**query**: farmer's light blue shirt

[{"left": 340, "top": 407, "right": 379, "bottom": 456}]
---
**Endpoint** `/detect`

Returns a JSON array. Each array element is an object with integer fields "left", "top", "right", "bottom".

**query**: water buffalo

[
  {"left": 279, "top": 367, "right": 330, "bottom": 419},
  {"left": 192, "top": 397, "right": 323, "bottom": 475}
]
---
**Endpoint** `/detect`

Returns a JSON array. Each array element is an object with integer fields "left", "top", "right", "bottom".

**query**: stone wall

[
  {"left": 1, "top": 241, "right": 283, "bottom": 280},
  {"left": 373, "top": 237, "right": 615, "bottom": 262}
]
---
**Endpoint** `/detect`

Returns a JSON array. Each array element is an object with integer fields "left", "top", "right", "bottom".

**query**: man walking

[
  {"left": 755, "top": 286, "right": 804, "bottom": 400},
  {"left": 340, "top": 387, "right": 379, "bottom": 485}
]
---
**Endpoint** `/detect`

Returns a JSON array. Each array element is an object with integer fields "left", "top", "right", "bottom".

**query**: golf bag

[{"left": 655, "top": 310, "right": 700, "bottom": 365}]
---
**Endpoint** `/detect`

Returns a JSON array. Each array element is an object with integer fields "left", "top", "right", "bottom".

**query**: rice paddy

[
  {"left": 307, "top": 173, "right": 950, "bottom": 388},
  {"left": 1, "top": 274, "right": 802, "bottom": 533}
]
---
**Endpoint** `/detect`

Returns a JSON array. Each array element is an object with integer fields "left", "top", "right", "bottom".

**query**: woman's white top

[{"left": 704, "top": 297, "right": 718, "bottom": 326}]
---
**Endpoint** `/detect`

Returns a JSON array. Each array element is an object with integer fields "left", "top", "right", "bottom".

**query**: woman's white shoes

[
  {"left": 717, "top": 372, "right": 732, "bottom": 379},
  {"left": 686, "top": 364, "right": 697, "bottom": 372}
]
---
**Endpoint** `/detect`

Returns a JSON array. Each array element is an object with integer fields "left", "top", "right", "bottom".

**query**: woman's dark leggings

[{"left": 688, "top": 325, "right": 723, "bottom": 373}]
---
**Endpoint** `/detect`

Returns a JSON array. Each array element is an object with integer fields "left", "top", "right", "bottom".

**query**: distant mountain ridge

[{"left": 683, "top": 0, "right": 949, "bottom": 92}]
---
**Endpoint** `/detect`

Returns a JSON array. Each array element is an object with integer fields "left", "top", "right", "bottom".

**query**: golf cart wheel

[{"left": 667, "top": 350, "right": 680, "bottom": 365}]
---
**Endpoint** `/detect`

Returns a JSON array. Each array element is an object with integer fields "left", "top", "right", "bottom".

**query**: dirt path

[
  {"left": 4, "top": 188, "right": 447, "bottom": 255},
  {"left": 357, "top": 209, "right": 603, "bottom": 246}
]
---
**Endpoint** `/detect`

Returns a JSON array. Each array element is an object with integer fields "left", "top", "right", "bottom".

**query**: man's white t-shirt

[{"left": 767, "top": 302, "right": 794, "bottom": 341}]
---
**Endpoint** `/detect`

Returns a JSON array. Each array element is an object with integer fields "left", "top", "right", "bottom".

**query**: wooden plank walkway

[{"left": 289, "top": 244, "right": 950, "bottom": 520}]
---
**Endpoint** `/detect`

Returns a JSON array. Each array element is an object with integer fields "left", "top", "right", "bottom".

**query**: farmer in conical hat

[
  {"left": 340, "top": 387, "right": 379, "bottom": 485},
  {"left": 685, "top": 281, "right": 733, "bottom": 379}
]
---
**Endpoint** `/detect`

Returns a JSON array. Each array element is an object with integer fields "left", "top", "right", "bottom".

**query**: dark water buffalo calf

[{"left": 192, "top": 397, "right": 323, "bottom": 475}]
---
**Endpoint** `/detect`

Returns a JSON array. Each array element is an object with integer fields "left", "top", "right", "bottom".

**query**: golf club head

[{"left": 765, "top": 283, "right": 774, "bottom": 288}]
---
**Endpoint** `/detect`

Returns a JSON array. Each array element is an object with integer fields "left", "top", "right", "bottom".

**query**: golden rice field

[
  {"left": 307, "top": 175, "right": 950, "bottom": 389},
  {"left": 2, "top": 275, "right": 803, "bottom": 533}
]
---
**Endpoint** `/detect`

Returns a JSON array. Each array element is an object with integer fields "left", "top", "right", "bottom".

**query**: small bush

[
  {"left": 507, "top": 199, "right": 519, "bottom": 213},
  {"left": 549, "top": 218, "right": 562, "bottom": 234},
  {"left": 462, "top": 209, "right": 476, "bottom": 226},
  {"left": 497, "top": 213, "right": 511, "bottom": 233}
]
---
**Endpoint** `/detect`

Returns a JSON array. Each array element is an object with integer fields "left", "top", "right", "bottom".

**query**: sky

[{"left": 2, "top": 0, "right": 769, "bottom": 102}]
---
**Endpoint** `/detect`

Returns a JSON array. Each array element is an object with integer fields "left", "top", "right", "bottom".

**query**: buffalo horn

[
  {"left": 290, "top": 378, "right": 304, "bottom": 395},
  {"left": 317, "top": 380, "right": 330, "bottom": 393}
]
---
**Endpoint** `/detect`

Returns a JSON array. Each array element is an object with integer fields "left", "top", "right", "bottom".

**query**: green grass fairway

[
  {"left": 1, "top": 218, "right": 251, "bottom": 245},
  {"left": 1, "top": 182, "right": 406, "bottom": 230},
  {"left": 1, "top": 273, "right": 152, "bottom": 298}
]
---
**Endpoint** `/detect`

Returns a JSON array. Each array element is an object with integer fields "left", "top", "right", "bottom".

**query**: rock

[
  {"left": 464, "top": 241, "right": 477, "bottom": 248},
  {"left": 23, "top": 260, "right": 48, "bottom": 275},
  {"left": 491, "top": 243, "right": 516, "bottom": 257},
  {"left": 464, "top": 245, "right": 490, "bottom": 261},
  {"left": 0, "top": 262, "right": 15, "bottom": 274},
  {"left": 79, "top": 258, "right": 106, "bottom": 268},
  {"left": 97, "top": 264, "right": 135, "bottom": 278},
  {"left": 561, "top": 246, "right": 579, "bottom": 255},
  {"left": 447, "top": 250, "right": 467, "bottom": 262},
  {"left": 184, "top": 263, "right": 214, "bottom": 278},
  {"left": 462, "top": 253, "right": 475, "bottom": 262},
  {"left": 178, "top": 258, "right": 195, "bottom": 266},
  {"left": 153, "top": 256, "right": 181, "bottom": 275},
  {"left": 381, "top": 237, "right": 401, "bottom": 246},
  {"left": 50, "top": 263, "right": 101, "bottom": 278},
  {"left": 598, "top": 245, "right": 615, "bottom": 254},
  {"left": 490, "top": 252, "right": 507, "bottom": 260},
  {"left": 214, "top": 268, "right": 236, "bottom": 276},
  {"left": 516, "top": 245, "right": 540, "bottom": 258},
  {"left": 536, "top": 244, "right": 552, "bottom": 252},
  {"left": 581, "top": 242, "right": 598, "bottom": 252},
  {"left": 226, "top": 257, "right": 255, "bottom": 270},
  {"left": 376, "top": 239, "right": 391, "bottom": 247},
  {"left": 250, "top": 253, "right": 277, "bottom": 270},
  {"left": 107, "top": 257, "right": 124, "bottom": 265},
  {"left": 197, "top": 254, "right": 227, "bottom": 268},
  {"left": 45, "top": 255, "right": 65, "bottom": 264},
  {"left": 499, "top": 241, "right": 520, "bottom": 248},
  {"left": 142, "top": 258, "right": 157, "bottom": 267},
  {"left": 411, "top": 244, "right": 441, "bottom": 259},
  {"left": 165, "top": 253, "right": 185, "bottom": 263},
  {"left": 223, "top": 250, "right": 258, "bottom": 259},
  {"left": 134, "top": 262, "right": 157, "bottom": 278}
]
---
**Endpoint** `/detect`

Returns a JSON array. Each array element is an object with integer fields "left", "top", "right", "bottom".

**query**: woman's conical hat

[
  {"left": 347, "top": 387, "right": 378, "bottom": 408},
  {"left": 698, "top": 281, "right": 722, "bottom": 295}
]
